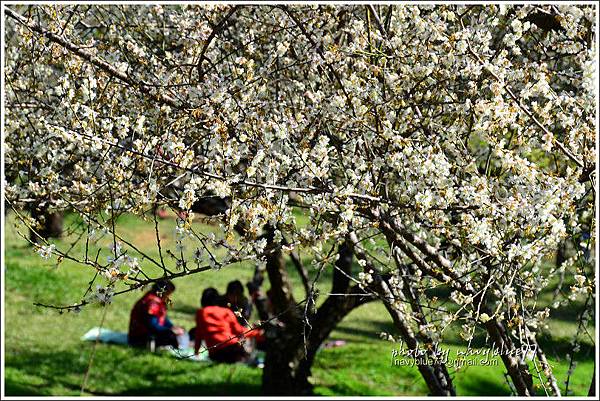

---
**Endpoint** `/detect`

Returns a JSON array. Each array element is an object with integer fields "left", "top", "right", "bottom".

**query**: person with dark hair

[
  {"left": 224, "top": 280, "right": 252, "bottom": 326},
  {"left": 246, "top": 269, "right": 270, "bottom": 322},
  {"left": 194, "top": 287, "right": 264, "bottom": 363},
  {"left": 128, "top": 279, "right": 186, "bottom": 349}
]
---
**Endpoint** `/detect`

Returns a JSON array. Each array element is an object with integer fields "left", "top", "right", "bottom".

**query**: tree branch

[
  {"left": 196, "top": 6, "right": 240, "bottom": 81},
  {"left": 5, "top": 7, "right": 185, "bottom": 110}
]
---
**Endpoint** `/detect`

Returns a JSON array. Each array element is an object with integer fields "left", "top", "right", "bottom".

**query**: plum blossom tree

[{"left": 3, "top": 3, "right": 596, "bottom": 396}]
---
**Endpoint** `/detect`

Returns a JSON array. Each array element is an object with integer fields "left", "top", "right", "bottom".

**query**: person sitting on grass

[
  {"left": 128, "top": 279, "right": 186, "bottom": 349},
  {"left": 194, "top": 287, "right": 264, "bottom": 363},
  {"left": 223, "top": 280, "right": 252, "bottom": 326}
]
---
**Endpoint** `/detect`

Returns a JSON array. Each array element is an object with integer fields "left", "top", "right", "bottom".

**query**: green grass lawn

[{"left": 3, "top": 210, "right": 595, "bottom": 396}]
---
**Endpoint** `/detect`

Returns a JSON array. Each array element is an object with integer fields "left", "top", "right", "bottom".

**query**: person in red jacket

[
  {"left": 128, "top": 279, "right": 186, "bottom": 348},
  {"left": 194, "top": 287, "right": 263, "bottom": 363}
]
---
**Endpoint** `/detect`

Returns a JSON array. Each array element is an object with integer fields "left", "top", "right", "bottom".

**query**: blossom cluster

[{"left": 4, "top": 4, "right": 595, "bottom": 375}]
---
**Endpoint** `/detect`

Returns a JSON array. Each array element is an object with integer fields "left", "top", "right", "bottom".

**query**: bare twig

[{"left": 81, "top": 304, "right": 109, "bottom": 395}]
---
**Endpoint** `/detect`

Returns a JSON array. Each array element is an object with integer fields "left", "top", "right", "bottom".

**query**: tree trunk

[
  {"left": 391, "top": 270, "right": 456, "bottom": 395},
  {"left": 262, "top": 318, "right": 311, "bottom": 395},
  {"left": 261, "top": 226, "right": 308, "bottom": 395},
  {"left": 525, "top": 328, "right": 560, "bottom": 396},
  {"left": 377, "top": 213, "right": 532, "bottom": 395},
  {"left": 352, "top": 227, "right": 455, "bottom": 395},
  {"left": 294, "top": 284, "right": 374, "bottom": 392},
  {"left": 484, "top": 318, "right": 534, "bottom": 395},
  {"left": 261, "top": 237, "right": 374, "bottom": 395},
  {"left": 372, "top": 272, "right": 455, "bottom": 396},
  {"left": 29, "top": 206, "right": 63, "bottom": 244}
]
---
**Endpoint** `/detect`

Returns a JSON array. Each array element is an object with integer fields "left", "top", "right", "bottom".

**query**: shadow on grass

[
  {"left": 334, "top": 319, "right": 396, "bottom": 340},
  {"left": 335, "top": 317, "right": 595, "bottom": 367},
  {"left": 5, "top": 348, "right": 88, "bottom": 396},
  {"left": 4, "top": 382, "right": 49, "bottom": 397},
  {"left": 440, "top": 325, "right": 595, "bottom": 360},
  {"left": 535, "top": 332, "right": 595, "bottom": 361},
  {"left": 5, "top": 345, "right": 262, "bottom": 396},
  {"left": 118, "top": 381, "right": 260, "bottom": 396},
  {"left": 548, "top": 301, "right": 595, "bottom": 323},
  {"left": 458, "top": 375, "right": 512, "bottom": 396}
]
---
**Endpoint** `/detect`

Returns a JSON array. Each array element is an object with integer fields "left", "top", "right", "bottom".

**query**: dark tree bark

[
  {"left": 284, "top": 236, "right": 311, "bottom": 295},
  {"left": 377, "top": 278, "right": 455, "bottom": 396},
  {"left": 185, "top": 198, "right": 313, "bottom": 395},
  {"left": 261, "top": 236, "right": 374, "bottom": 395},
  {"left": 483, "top": 318, "right": 534, "bottom": 395},
  {"left": 555, "top": 240, "right": 568, "bottom": 268},
  {"left": 261, "top": 227, "right": 308, "bottom": 395},
  {"left": 29, "top": 205, "right": 63, "bottom": 244},
  {"left": 293, "top": 240, "right": 374, "bottom": 392},
  {"left": 294, "top": 284, "right": 374, "bottom": 391},
  {"left": 391, "top": 264, "right": 456, "bottom": 396}
]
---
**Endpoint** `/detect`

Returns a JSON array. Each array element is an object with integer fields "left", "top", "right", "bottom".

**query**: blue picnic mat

[
  {"left": 81, "top": 327, "right": 128, "bottom": 344},
  {"left": 81, "top": 327, "right": 210, "bottom": 362}
]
